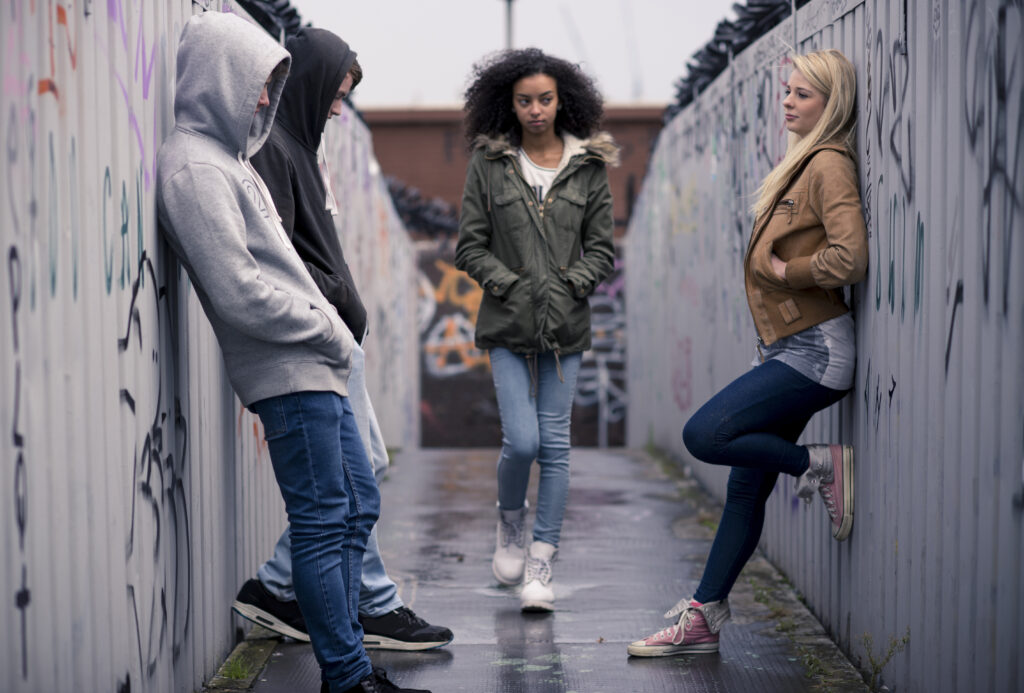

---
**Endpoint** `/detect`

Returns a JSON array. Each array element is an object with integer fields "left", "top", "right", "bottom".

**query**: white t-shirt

[{"left": 518, "top": 142, "right": 572, "bottom": 203}]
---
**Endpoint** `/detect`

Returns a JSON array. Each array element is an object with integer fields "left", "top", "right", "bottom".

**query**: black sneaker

[
  {"left": 232, "top": 578, "right": 310, "bottom": 642},
  {"left": 360, "top": 606, "right": 453, "bottom": 651},
  {"left": 329, "top": 668, "right": 432, "bottom": 693}
]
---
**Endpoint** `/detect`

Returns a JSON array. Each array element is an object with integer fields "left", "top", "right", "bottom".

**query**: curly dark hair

[{"left": 463, "top": 48, "right": 604, "bottom": 146}]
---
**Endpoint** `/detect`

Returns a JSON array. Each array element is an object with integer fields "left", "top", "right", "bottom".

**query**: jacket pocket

[
  {"left": 548, "top": 188, "right": 586, "bottom": 264},
  {"left": 478, "top": 274, "right": 533, "bottom": 346},
  {"left": 492, "top": 189, "right": 532, "bottom": 235},
  {"left": 778, "top": 298, "right": 802, "bottom": 324},
  {"left": 772, "top": 191, "right": 804, "bottom": 223},
  {"left": 550, "top": 188, "right": 586, "bottom": 230},
  {"left": 251, "top": 397, "right": 290, "bottom": 440},
  {"left": 749, "top": 239, "right": 789, "bottom": 289}
]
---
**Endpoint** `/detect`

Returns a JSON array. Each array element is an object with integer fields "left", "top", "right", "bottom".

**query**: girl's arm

[
  {"left": 784, "top": 152, "right": 868, "bottom": 290},
  {"left": 565, "top": 166, "right": 615, "bottom": 297},
  {"left": 455, "top": 155, "right": 520, "bottom": 298}
]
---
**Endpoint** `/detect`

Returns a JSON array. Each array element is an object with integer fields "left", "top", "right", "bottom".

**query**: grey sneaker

[{"left": 493, "top": 501, "right": 528, "bottom": 585}]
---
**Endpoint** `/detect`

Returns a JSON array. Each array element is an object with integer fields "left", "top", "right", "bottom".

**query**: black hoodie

[{"left": 251, "top": 28, "right": 367, "bottom": 341}]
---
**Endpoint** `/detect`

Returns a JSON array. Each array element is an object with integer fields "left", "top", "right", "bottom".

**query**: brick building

[{"left": 362, "top": 106, "right": 665, "bottom": 234}]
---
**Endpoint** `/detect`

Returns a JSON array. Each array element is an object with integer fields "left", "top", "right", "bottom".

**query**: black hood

[{"left": 276, "top": 27, "right": 356, "bottom": 153}]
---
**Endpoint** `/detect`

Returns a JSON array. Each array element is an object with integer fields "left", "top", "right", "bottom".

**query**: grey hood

[{"left": 172, "top": 11, "right": 290, "bottom": 158}]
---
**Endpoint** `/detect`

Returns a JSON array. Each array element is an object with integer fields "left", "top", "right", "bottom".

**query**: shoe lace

[
  {"left": 647, "top": 610, "right": 696, "bottom": 646},
  {"left": 394, "top": 606, "right": 427, "bottom": 628},
  {"left": 524, "top": 554, "right": 551, "bottom": 585},
  {"left": 820, "top": 484, "right": 839, "bottom": 522}
]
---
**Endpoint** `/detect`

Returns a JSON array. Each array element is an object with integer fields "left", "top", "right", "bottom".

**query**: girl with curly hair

[
  {"left": 628, "top": 49, "right": 866, "bottom": 658},
  {"left": 455, "top": 48, "right": 618, "bottom": 611}
]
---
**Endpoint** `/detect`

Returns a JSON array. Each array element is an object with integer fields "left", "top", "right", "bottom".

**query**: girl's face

[
  {"left": 782, "top": 69, "right": 826, "bottom": 138},
  {"left": 512, "top": 73, "right": 559, "bottom": 137}
]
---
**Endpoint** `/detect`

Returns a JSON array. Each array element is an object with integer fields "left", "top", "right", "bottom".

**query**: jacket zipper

[{"left": 781, "top": 198, "right": 795, "bottom": 223}]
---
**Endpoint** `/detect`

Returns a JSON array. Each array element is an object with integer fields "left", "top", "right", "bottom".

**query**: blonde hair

[{"left": 752, "top": 49, "right": 858, "bottom": 218}]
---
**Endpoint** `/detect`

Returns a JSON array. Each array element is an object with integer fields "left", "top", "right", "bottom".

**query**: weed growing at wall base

[{"left": 860, "top": 628, "right": 910, "bottom": 692}]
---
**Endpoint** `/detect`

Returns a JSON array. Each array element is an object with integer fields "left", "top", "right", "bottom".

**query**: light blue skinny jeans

[
  {"left": 249, "top": 391, "right": 378, "bottom": 692},
  {"left": 259, "top": 343, "right": 403, "bottom": 617},
  {"left": 490, "top": 347, "right": 582, "bottom": 547}
]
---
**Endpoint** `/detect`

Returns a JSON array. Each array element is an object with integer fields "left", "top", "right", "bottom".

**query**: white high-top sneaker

[
  {"left": 493, "top": 502, "right": 528, "bottom": 585},
  {"left": 520, "top": 541, "right": 557, "bottom": 612}
]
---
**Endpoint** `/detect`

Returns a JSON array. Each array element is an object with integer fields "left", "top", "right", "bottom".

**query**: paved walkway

[{"left": 218, "top": 447, "right": 867, "bottom": 693}]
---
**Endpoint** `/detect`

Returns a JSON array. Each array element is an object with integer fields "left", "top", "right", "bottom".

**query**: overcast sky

[{"left": 294, "top": 0, "right": 737, "bottom": 107}]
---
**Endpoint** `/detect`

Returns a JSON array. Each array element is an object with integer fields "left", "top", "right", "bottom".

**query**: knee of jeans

[
  {"left": 503, "top": 434, "right": 540, "bottom": 465},
  {"left": 682, "top": 415, "right": 721, "bottom": 463}
]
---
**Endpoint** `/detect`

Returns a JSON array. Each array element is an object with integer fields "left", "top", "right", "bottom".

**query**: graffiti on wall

[
  {"left": 117, "top": 254, "right": 192, "bottom": 688},
  {"left": 963, "top": 0, "right": 1023, "bottom": 314},
  {"left": 625, "top": 3, "right": 1023, "bottom": 692},
  {"left": 416, "top": 241, "right": 628, "bottom": 447}
]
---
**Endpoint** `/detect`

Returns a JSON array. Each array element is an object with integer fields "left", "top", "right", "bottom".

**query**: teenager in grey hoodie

[
  {"left": 231, "top": 26, "right": 453, "bottom": 658},
  {"left": 156, "top": 12, "right": 391, "bottom": 693}
]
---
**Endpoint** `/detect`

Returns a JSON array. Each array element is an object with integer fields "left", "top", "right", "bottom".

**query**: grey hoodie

[{"left": 156, "top": 11, "right": 353, "bottom": 406}]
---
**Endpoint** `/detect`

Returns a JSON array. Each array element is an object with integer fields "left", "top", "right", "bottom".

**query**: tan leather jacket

[{"left": 744, "top": 144, "right": 868, "bottom": 345}]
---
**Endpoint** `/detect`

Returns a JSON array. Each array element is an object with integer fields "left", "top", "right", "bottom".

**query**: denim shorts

[{"left": 753, "top": 313, "right": 856, "bottom": 391}]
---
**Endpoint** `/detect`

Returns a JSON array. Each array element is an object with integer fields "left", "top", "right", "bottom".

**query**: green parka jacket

[{"left": 455, "top": 131, "right": 619, "bottom": 355}]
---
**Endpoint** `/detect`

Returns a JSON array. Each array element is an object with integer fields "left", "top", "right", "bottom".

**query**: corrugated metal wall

[
  {"left": 0, "top": 2, "right": 419, "bottom": 692},
  {"left": 625, "top": 0, "right": 1023, "bottom": 691}
]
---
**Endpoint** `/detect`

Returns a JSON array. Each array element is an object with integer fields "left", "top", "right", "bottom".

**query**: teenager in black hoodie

[{"left": 232, "top": 27, "right": 450, "bottom": 693}]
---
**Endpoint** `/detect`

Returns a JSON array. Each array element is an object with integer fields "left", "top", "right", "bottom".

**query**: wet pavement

[{"left": 235, "top": 447, "right": 867, "bottom": 693}]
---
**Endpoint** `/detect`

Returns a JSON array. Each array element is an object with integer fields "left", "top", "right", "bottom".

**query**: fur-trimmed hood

[{"left": 474, "top": 131, "right": 620, "bottom": 167}]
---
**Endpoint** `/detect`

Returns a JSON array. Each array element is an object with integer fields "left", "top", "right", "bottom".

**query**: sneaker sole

[
  {"left": 231, "top": 600, "right": 310, "bottom": 642},
  {"left": 833, "top": 445, "right": 854, "bottom": 541},
  {"left": 626, "top": 641, "right": 719, "bottom": 657},
  {"left": 520, "top": 600, "right": 554, "bottom": 612},
  {"left": 362, "top": 634, "right": 453, "bottom": 651}
]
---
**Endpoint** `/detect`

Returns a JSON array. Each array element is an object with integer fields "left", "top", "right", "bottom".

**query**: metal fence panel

[
  {"left": 0, "top": 3, "right": 418, "bottom": 691},
  {"left": 625, "top": 1, "right": 1023, "bottom": 690}
]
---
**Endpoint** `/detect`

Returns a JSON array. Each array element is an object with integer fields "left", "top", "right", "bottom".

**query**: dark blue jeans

[
  {"left": 683, "top": 359, "right": 847, "bottom": 603},
  {"left": 250, "top": 391, "right": 379, "bottom": 692}
]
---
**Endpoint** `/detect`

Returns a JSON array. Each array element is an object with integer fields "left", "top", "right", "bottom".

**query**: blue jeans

[
  {"left": 682, "top": 359, "right": 847, "bottom": 603},
  {"left": 258, "top": 344, "right": 402, "bottom": 617},
  {"left": 250, "top": 391, "right": 379, "bottom": 692},
  {"left": 490, "top": 348, "right": 582, "bottom": 547}
]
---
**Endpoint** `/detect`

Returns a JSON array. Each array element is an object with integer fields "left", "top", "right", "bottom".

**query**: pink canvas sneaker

[
  {"left": 799, "top": 444, "right": 854, "bottom": 541},
  {"left": 627, "top": 598, "right": 729, "bottom": 657}
]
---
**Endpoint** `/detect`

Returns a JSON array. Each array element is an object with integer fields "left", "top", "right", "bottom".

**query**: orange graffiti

[
  {"left": 237, "top": 405, "right": 268, "bottom": 463},
  {"left": 38, "top": 1, "right": 79, "bottom": 99},
  {"left": 423, "top": 315, "right": 490, "bottom": 373},
  {"left": 432, "top": 259, "right": 482, "bottom": 323}
]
